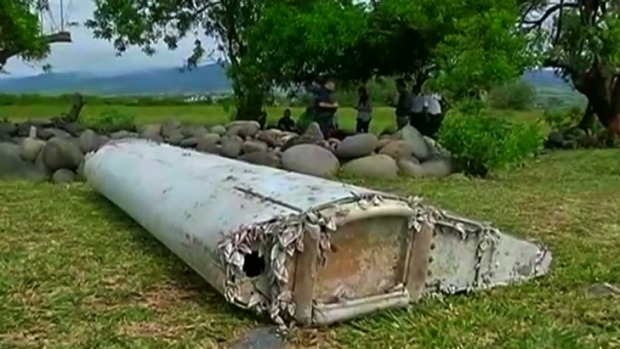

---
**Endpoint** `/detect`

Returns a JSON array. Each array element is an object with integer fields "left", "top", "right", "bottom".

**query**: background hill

[
  {"left": 0, "top": 64, "right": 574, "bottom": 96},
  {"left": 0, "top": 64, "right": 231, "bottom": 95}
]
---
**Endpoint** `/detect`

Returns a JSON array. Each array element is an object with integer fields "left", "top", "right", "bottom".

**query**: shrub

[
  {"left": 438, "top": 112, "right": 544, "bottom": 177},
  {"left": 81, "top": 110, "right": 136, "bottom": 133},
  {"left": 541, "top": 106, "right": 583, "bottom": 130},
  {"left": 487, "top": 81, "right": 536, "bottom": 110}
]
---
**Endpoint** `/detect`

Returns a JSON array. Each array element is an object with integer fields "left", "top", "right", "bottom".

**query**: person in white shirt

[
  {"left": 411, "top": 93, "right": 443, "bottom": 137},
  {"left": 355, "top": 86, "right": 373, "bottom": 133}
]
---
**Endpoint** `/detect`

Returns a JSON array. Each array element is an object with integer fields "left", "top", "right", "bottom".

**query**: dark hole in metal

[{"left": 243, "top": 251, "right": 266, "bottom": 277}]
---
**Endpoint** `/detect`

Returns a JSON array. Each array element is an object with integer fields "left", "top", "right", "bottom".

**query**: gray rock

[
  {"left": 303, "top": 122, "right": 324, "bottom": 141},
  {"left": 180, "top": 125, "right": 199, "bottom": 138},
  {"left": 585, "top": 283, "right": 620, "bottom": 298},
  {"left": 280, "top": 123, "right": 325, "bottom": 152},
  {"left": 336, "top": 133, "right": 378, "bottom": 160},
  {"left": 227, "top": 326, "right": 285, "bottom": 349},
  {"left": 420, "top": 158, "right": 452, "bottom": 177},
  {"left": 0, "top": 132, "right": 12, "bottom": 142},
  {"left": 139, "top": 124, "right": 162, "bottom": 141},
  {"left": 38, "top": 127, "right": 71, "bottom": 140},
  {"left": 196, "top": 134, "right": 221, "bottom": 153},
  {"left": 209, "top": 125, "right": 226, "bottom": 135},
  {"left": 61, "top": 122, "right": 85, "bottom": 136},
  {"left": 0, "top": 122, "right": 16, "bottom": 136},
  {"left": 110, "top": 130, "right": 137, "bottom": 139},
  {"left": 0, "top": 142, "right": 47, "bottom": 181},
  {"left": 76, "top": 159, "right": 85, "bottom": 181},
  {"left": 161, "top": 118, "right": 181, "bottom": 138},
  {"left": 396, "top": 125, "right": 429, "bottom": 160},
  {"left": 98, "top": 135, "right": 110, "bottom": 149},
  {"left": 191, "top": 126, "right": 208, "bottom": 138},
  {"left": 179, "top": 137, "right": 198, "bottom": 148},
  {"left": 256, "top": 130, "right": 279, "bottom": 147},
  {"left": 242, "top": 140, "right": 268, "bottom": 154},
  {"left": 398, "top": 158, "right": 424, "bottom": 177},
  {"left": 225, "top": 120, "right": 261, "bottom": 138},
  {"left": 342, "top": 154, "right": 398, "bottom": 179},
  {"left": 79, "top": 129, "right": 99, "bottom": 153},
  {"left": 281, "top": 144, "right": 339, "bottom": 178},
  {"left": 423, "top": 136, "right": 450, "bottom": 158},
  {"left": 42, "top": 137, "right": 84, "bottom": 171},
  {"left": 52, "top": 168, "right": 75, "bottom": 184},
  {"left": 19, "top": 137, "right": 46, "bottom": 162},
  {"left": 378, "top": 140, "right": 414, "bottom": 159},
  {"left": 166, "top": 132, "right": 185, "bottom": 145},
  {"left": 238, "top": 151, "right": 281, "bottom": 168},
  {"left": 220, "top": 136, "right": 243, "bottom": 158}
]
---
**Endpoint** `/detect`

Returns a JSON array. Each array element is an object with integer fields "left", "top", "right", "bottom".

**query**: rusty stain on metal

[{"left": 84, "top": 138, "right": 553, "bottom": 332}]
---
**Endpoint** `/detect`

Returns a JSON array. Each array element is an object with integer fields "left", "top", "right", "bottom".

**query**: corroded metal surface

[{"left": 84, "top": 138, "right": 552, "bottom": 331}]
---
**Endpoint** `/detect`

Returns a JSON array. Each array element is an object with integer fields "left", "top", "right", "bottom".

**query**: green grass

[
  {"left": 1, "top": 105, "right": 617, "bottom": 348},
  {"left": 0, "top": 104, "right": 543, "bottom": 134}
]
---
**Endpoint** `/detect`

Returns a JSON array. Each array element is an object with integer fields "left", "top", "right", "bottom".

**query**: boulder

[
  {"left": 79, "top": 129, "right": 99, "bottom": 153},
  {"left": 139, "top": 124, "right": 162, "bottom": 141},
  {"left": 161, "top": 118, "right": 181, "bottom": 139},
  {"left": 38, "top": 128, "right": 71, "bottom": 140},
  {"left": 398, "top": 158, "right": 424, "bottom": 177},
  {"left": 220, "top": 136, "right": 243, "bottom": 158},
  {"left": 396, "top": 125, "right": 429, "bottom": 160},
  {"left": 42, "top": 137, "right": 84, "bottom": 171},
  {"left": 110, "top": 130, "right": 137, "bottom": 139},
  {"left": 19, "top": 137, "right": 46, "bottom": 162},
  {"left": 243, "top": 140, "right": 268, "bottom": 154},
  {"left": 281, "top": 144, "right": 339, "bottom": 178},
  {"left": 239, "top": 151, "right": 281, "bottom": 168},
  {"left": 420, "top": 158, "right": 452, "bottom": 177},
  {"left": 256, "top": 130, "right": 279, "bottom": 147},
  {"left": 0, "top": 122, "right": 16, "bottom": 136},
  {"left": 341, "top": 154, "right": 398, "bottom": 179},
  {"left": 378, "top": 140, "right": 414, "bottom": 159},
  {"left": 209, "top": 125, "right": 226, "bottom": 135},
  {"left": 0, "top": 142, "right": 46, "bottom": 181},
  {"left": 179, "top": 137, "right": 198, "bottom": 148},
  {"left": 196, "top": 134, "right": 221, "bottom": 154},
  {"left": 51, "top": 168, "right": 75, "bottom": 184},
  {"left": 225, "top": 121, "right": 260, "bottom": 138},
  {"left": 335, "top": 133, "right": 378, "bottom": 160},
  {"left": 166, "top": 132, "right": 185, "bottom": 145}
]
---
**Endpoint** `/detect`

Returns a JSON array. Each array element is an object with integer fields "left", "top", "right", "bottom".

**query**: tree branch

[
  {"left": 0, "top": 31, "right": 72, "bottom": 67},
  {"left": 522, "top": 2, "right": 579, "bottom": 28}
]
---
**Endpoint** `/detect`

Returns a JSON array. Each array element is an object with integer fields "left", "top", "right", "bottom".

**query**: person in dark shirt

[
  {"left": 257, "top": 110, "right": 267, "bottom": 130},
  {"left": 313, "top": 79, "right": 338, "bottom": 138},
  {"left": 393, "top": 78, "right": 413, "bottom": 130},
  {"left": 277, "top": 108, "right": 296, "bottom": 132}
]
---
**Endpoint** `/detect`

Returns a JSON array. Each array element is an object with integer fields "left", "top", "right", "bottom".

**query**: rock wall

[{"left": 0, "top": 118, "right": 454, "bottom": 184}]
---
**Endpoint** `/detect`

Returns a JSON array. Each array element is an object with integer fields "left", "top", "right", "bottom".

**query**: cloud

[{"left": 3, "top": 0, "right": 217, "bottom": 77}]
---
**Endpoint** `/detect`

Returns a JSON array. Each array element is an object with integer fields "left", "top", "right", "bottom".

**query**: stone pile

[{"left": 0, "top": 117, "right": 454, "bottom": 184}]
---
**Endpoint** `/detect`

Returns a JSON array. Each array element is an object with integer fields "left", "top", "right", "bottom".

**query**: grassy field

[
  {"left": 1, "top": 105, "right": 618, "bottom": 348},
  {"left": 0, "top": 104, "right": 543, "bottom": 133}
]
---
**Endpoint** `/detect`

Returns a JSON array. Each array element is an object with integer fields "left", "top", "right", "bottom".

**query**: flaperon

[{"left": 84, "top": 138, "right": 552, "bottom": 329}]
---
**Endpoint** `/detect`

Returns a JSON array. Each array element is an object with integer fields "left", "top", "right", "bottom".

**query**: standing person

[
  {"left": 393, "top": 78, "right": 413, "bottom": 130},
  {"left": 411, "top": 92, "right": 443, "bottom": 137},
  {"left": 313, "top": 79, "right": 339, "bottom": 138},
  {"left": 355, "top": 86, "right": 372, "bottom": 133},
  {"left": 277, "top": 108, "right": 297, "bottom": 132}
]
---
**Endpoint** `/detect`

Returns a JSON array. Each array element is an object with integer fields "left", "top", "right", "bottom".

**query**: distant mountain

[
  {"left": 521, "top": 69, "right": 571, "bottom": 89},
  {"left": 0, "top": 63, "right": 231, "bottom": 95},
  {"left": 0, "top": 65, "right": 571, "bottom": 95}
]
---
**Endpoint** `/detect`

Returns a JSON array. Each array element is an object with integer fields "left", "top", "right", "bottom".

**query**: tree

[
  {"left": 248, "top": 0, "right": 533, "bottom": 102},
  {"left": 522, "top": 0, "right": 620, "bottom": 133},
  {"left": 0, "top": 1, "right": 72, "bottom": 72},
  {"left": 86, "top": 0, "right": 275, "bottom": 120}
]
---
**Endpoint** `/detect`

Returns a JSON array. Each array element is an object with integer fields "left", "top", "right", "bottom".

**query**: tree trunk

[
  {"left": 234, "top": 86, "right": 265, "bottom": 121},
  {"left": 573, "top": 65, "right": 620, "bottom": 136}
]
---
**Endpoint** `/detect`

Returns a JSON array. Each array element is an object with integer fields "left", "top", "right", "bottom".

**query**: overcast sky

[{"left": 3, "top": 0, "right": 217, "bottom": 77}]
